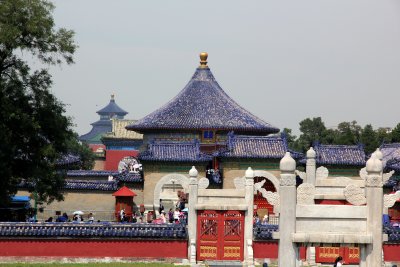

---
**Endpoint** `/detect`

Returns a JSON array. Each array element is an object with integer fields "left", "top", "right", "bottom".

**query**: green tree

[
  {"left": 282, "top": 128, "right": 299, "bottom": 151},
  {"left": 334, "top": 121, "right": 362, "bottom": 145},
  {"left": 391, "top": 123, "right": 400, "bottom": 143},
  {"left": 376, "top": 127, "right": 392, "bottom": 144},
  {"left": 297, "top": 117, "right": 327, "bottom": 151},
  {"left": 360, "top": 124, "right": 378, "bottom": 154},
  {"left": 0, "top": 0, "right": 91, "bottom": 206}
]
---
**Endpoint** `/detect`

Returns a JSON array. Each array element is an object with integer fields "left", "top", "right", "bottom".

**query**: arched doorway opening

[
  {"left": 153, "top": 173, "right": 190, "bottom": 213},
  {"left": 254, "top": 176, "right": 277, "bottom": 220}
]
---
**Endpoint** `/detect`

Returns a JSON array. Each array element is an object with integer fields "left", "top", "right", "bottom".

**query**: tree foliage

[
  {"left": 286, "top": 117, "right": 399, "bottom": 154},
  {"left": 0, "top": 0, "right": 92, "bottom": 206}
]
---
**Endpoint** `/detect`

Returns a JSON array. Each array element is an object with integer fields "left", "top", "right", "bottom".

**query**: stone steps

[{"left": 204, "top": 260, "right": 243, "bottom": 266}]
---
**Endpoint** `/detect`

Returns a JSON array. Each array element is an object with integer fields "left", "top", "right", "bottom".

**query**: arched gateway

[{"left": 153, "top": 173, "right": 190, "bottom": 211}]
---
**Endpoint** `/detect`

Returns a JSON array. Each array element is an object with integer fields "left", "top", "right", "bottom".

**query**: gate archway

[
  {"left": 153, "top": 173, "right": 190, "bottom": 211},
  {"left": 254, "top": 177, "right": 277, "bottom": 216}
]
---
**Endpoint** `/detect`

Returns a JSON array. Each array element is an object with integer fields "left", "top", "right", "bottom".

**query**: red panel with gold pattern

[{"left": 197, "top": 210, "right": 244, "bottom": 261}]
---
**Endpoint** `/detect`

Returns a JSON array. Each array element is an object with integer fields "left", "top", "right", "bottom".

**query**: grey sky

[{"left": 46, "top": 0, "right": 400, "bottom": 136}]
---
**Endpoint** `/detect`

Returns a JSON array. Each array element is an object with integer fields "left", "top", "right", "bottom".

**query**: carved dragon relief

[
  {"left": 344, "top": 184, "right": 366, "bottom": 206},
  {"left": 383, "top": 170, "right": 395, "bottom": 184},
  {"left": 254, "top": 179, "right": 280, "bottom": 212},
  {"left": 384, "top": 191, "right": 400, "bottom": 208}
]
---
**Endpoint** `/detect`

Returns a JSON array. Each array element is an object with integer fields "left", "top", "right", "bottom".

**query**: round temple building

[{"left": 127, "top": 53, "right": 300, "bottom": 214}]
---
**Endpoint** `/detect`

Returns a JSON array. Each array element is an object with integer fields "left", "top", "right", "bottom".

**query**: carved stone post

[
  {"left": 278, "top": 152, "right": 298, "bottom": 267},
  {"left": 188, "top": 166, "right": 198, "bottom": 264},
  {"left": 306, "top": 147, "right": 316, "bottom": 185},
  {"left": 305, "top": 147, "right": 316, "bottom": 265},
  {"left": 365, "top": 154, "right": 383, "bottom": 267},
  {"left": 244, "top": 167, "right": 255, "bottom": 267}
]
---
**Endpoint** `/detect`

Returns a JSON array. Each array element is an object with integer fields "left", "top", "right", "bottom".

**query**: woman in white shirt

[{"left": 334, "top": 256, "right": 343, "bottom": 267}]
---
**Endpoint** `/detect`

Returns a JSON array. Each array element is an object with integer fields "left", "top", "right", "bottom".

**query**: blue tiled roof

[
  {"left": 114, "top": 172, "right": 143, "bottom": 182},
  {"left": 221, "top": 133, "right": 302, "bottom": 159},
  {"left": 56, "top": 154, "right": 81, "bottom": 166},
  {"left": 253, "top": 224, "right": 279, "bottom": 240},
  {"left": 127, "top": 67, "right": 279, "bottom": 134},
  {"left": 139, "top": 140, "right": 213, "bottom": 162},
  {"left": 80, "top": 122, "right": 111, "bottom": 143},
  {"left": 380, "top": 143, "right": 400, "bottom": 172},
  {"left": 67, "top": 170, "right": 118, "bottom": 177},
  {"left": 384, "top": 225, "right": 400, "bottom": 242},
  {"left": 64, "top": 180, "right": 118, "bottom": 191},
  {"left": 67, "top": 170, "right": 143, "bottom": 183},
  {"left": 308, "top": 143, "right": 366, "bottom": 166},
  {"left": 0, "top": 222, "right": 187, "bottom": 239},
  {"left": 97, "top": 97, "right": 128, "bottom": 116}
]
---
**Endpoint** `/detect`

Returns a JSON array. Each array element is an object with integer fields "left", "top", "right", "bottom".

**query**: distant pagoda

[{"left": 80, "top": 95, "right": 128, "bottom": 144}]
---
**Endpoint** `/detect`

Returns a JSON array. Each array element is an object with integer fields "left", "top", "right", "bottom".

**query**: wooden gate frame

[{"left": 197, "top": 210, "right": 244, "bottom": 261}]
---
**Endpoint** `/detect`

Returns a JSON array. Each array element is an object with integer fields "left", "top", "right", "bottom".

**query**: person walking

[
  {"left": 168, "top": 208, "right": 174, "bottom": 223},
  {"left": 334, "top": 256, "right": 343, "bottom": 267}
]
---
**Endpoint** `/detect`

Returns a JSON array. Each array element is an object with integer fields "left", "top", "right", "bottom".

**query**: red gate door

[
  {"left": 197, "top": 210, "right": 244, "bottom": 261},
  {"left": 315, "top": 246, "right": 360, "bottom": 264}
]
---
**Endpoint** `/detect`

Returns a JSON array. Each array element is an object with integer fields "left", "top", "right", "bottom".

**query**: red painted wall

[
  {"left": 253, "top": 242, "right": 306, "bottom": 260},
  {"left": 0, "top": 239, "right": 187, "bottom": 258},
  {"left": 384, "top": 244, "right": 400, "bottom": 261},
  {"left": 105, "top": 150, "right": 139, "bottom": 171},
  {"left": 315, "top": 200, "right": 351, "bottom": 205},
  {"left": 89, "top": 144, "right": 105, "bottom": 152},
  {"left": 253, "top": 241, "right": 278, "bottom": 259}
]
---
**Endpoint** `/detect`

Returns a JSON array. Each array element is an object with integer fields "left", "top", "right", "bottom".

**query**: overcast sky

[{"left": 44, "top": 0, "right": 400, "bottom": 136}]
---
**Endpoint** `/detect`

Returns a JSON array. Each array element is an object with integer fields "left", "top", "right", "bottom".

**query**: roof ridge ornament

[{"left": 199, "top": 52, "right": 208, "bottom": 68}]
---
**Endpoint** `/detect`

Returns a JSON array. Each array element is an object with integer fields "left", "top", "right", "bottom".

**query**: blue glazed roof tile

[
  {"left": 139, "top": 140, "right": 213, "bottom": 162},
  {"left": 308, "top": 143, "right": 366, "bottom": 166},
  {"left": 96, "top": 96, "right": 128, "bottom": 116},
  {"left": 127, "top": 66, "right": 279, "bottom": 134},
  {"left": 0, "top": 223, "right": 187, "bottom": 239},
  {"left": 113, "top": 172, "right": 143, "bottom": 182},
  {"left": 380, "top": 143, "right": 400, "bottom": 172},
  {"left": 67, "top": 170, "right": 143, "bottom": 183},
  {"left": 56, "top": 154, "right": 81, "bottom": 166},
  {"left": 221, "top": 133, "right": 302, "bottom": 159},
  {"left": 64, "top": 180, "right": 118, "bottom": 191},
  {"left": 67, "top": 170, "right": 119, "bottom": 177}
]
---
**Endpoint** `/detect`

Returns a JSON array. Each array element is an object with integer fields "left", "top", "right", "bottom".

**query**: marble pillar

[
  {"left": 278, "top": 152, "right": 298, "bottom": 267},
  {"left": 188, "top": 166, "right": 198, "bottom": 264},
  {"left": 306, "top": 147, "right": 316, "bottom": 185},
  {"left": 365, "top": 154, "right": 383, "bottom": 267},
  {"left": 244, "top": 167, "right": 255, "bottom": 267}
]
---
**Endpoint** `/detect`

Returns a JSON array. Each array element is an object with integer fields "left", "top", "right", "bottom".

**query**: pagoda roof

[
  {"left": 127, "top": 53, "right": 279, "bottom": 134},
  {"left": 380, "top": 143, "right": 400, "bottom": 172},
  {"left": 139, "top": 140, "right": 213, "bottom": 162},
  {"left": 97, "top": 95, "right": 128, "bottom": 116},
  {"left": 221, "top": 133, "right": 302, "bottom": 159},
  {"left": 112, "top": 186, "right": 137, "bottom": 197},
  {"left": 79, "top": 123, "right": 111, "bottom": 144},
  {"left": 303, "top": 143, "right": 366, "bottom": 166}
]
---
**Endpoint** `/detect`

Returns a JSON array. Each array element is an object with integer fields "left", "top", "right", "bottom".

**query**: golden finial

[{"left": 199, "top": 52, "right": 208, "bottom": 68}]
